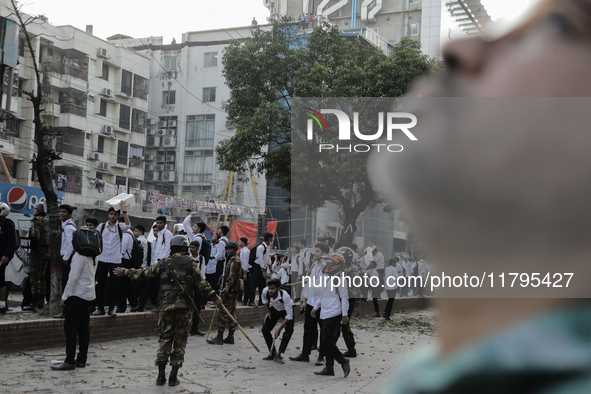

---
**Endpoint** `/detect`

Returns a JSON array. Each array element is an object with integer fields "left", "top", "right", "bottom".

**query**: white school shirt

[
  {"left": 62, "top": 253, "right": 97, "bottom": 301},
  {"left": 254, "top": 242, "right": 271, "bottom": 269},
  {"left": 137, "top": 235, "right": 149, "bottom": 268},
  {"left": 97, "top": 222, "right": 131, "bottom": 263},
  {"left": 240, "top": 246, "right": 251, "bottom": 271},
  {"left": 313, "top": 273, "right": 349, "bottom": 320},
  {"left": 299, "top": 248, "right": 312, "bottom": 274},
  {"left": 153, "top": 228, "right": 173, "bottom": 262},
  {"left": 60, "top": 219, "right": 76, "bottom": 261},
  {"left": 373, "top": 251, "right": 385, "bottom": 270},
  {"left": 121, "top": 230, "right": 134, "bottom": 260},
  {"left": 216, "top": 236, "right": 228, "bottom": 261},
  {"left": 261, "top": 287, "right": 294, "bottom": 320},
  {"left": 182, "top": 215, "right": 196, "bottom": 243},
  {"left": 385, "top": 265, "right": 399, "bottom": 290},
  {"left": 303, "top": 260, "right": 325, "bottom": 307},
  {"left": 206, "top": 243, "right": 218, "bottom": 274},
  {"left": 290, "top": 254, "right": 300, "bottom": 274}
]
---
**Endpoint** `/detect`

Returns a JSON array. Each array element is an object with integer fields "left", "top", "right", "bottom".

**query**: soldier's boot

[
  {"left": 207, "top": 330, "right": 224, "bottom": 345},
  {"left": 156, "top": 365, "right": 166, "bottom": 386},
  {"left": 223, "top": 330, "right": 235, "bottom": 344},
  {"left": 168, "top": 366, "right": 180, "bottom": 386}
]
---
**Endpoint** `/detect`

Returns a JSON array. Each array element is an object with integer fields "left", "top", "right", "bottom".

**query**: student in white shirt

[
  {"left": 118, "top": 218, "right": 139, "bottom": 313},
  {"left": 239, "top": 237, "right": 250, "bottom": 305},
  {"left": 152, "top": 215, "right": 173, "bottom": 264},
  {"left": 261, "top": 278, "right": 294, "bottom": 365},
  {"left": 289, "top": 245, "right": 301, "bottom": 300},
  {"left": 297, "top": 239, "right": 312, "bottom": 276},
  {"left": 216, "top": 225, "right": 229, "bottom": 281},
  {"left": 383, "top": 258, "right": 399, "bottom": 320},
  {"left": 206, "top": 234, "right": 220, "bottom": 292},
  {"left": 130, "top": 225, "right": 149, "bottom": 313},
  {"left": 93, "top": 203, "right": 131, "bottom": 317},
  {"left": 246, "top": 233, "right": 273, "bottom": 307},
  {"left": 51, "top": 220, "right": 100, "bottom": 371}
]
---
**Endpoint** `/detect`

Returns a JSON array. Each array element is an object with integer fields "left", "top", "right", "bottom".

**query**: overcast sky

[{"left": 13, "top": 0, "right": 528, "bottom": 43}]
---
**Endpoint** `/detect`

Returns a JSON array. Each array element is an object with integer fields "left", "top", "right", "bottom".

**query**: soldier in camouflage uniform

[
  {"left": 29, "top": 203, "right": 49, "bottom": 309},
  {"left": 114, "top": 235, "right": 221, "bottom": 387},
  {"left": 207, "top": 240, "right": 242, "bottom": 345}
]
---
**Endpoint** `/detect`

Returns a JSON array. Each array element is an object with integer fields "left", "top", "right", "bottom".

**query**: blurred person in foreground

[{"left": 370, "top": 0, "right": 591, "bottom": 392}]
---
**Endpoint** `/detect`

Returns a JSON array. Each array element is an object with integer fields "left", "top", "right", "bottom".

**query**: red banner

[{"left": 228, "top": 219, "right": 278, "bottom": 247}]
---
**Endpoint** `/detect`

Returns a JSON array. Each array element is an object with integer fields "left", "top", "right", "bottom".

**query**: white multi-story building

[{"left": 109, "top": 27, "right": 267, "bottom": 221}]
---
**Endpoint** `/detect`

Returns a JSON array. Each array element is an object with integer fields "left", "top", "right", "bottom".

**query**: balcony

[
  {"left": 60, "top": 103, "right": 87, "bottom": 118},
  {"left": 42, "top": 62, "right": 89, "bottom": 81}
]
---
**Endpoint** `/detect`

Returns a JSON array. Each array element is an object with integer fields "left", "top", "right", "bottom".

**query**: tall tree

[
  {"left": 9, "top": 1, "right": 63, "bottom": 315},
  {"left": 218, "top": 21, "right": 437, "bottom": 245}
]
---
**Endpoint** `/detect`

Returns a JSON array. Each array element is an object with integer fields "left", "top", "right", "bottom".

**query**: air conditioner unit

[
  {"left": 157, "top": 129, "right": 166, "bottom": 136},
  {"left": 144, "top": 154, "right": 154, "bottom": 161},
  {"left": 147, "top": 136, "right": 160, "bottom": 147},
  {"left": 87, "top": 152, "right": 99, "bottom": 161},
  {"left": 98, "top": 48, "right": 108, "bottom": 58},
  {"left": 225, "top": 120, "right": 235, "bottom": 128},
  {"left": 145, "top": 164, "right": 155, "bottom": 171},
  {"left": 165, "top": 129, "right": 176, "bottom": 136},
  {"left": 145, "top": 171, "right": 160, "bottom": 181},
  {"left": 167, "top": 154, "right": 175, "bottom": 161},
  {"left": 146, "top": 118, "right": 156, "bottom": 126},
  {"left": 155, "top": 155, "right": 164, "bottom": 162},
  {"left": 147, "top": 129, "right": 156, "bottom": 136},
  {"left": 98, "top": 161, "right": 110, "bottom": 171},
  {"left": 102, "top": 88, "right": 113, "bottom": 97},
  {"left": 162, "top": 171, "right": 176, "bottom": 182},
  {"left": 101, "top": 125, "right": 113, "bottom": 135},
  {"left": 158, "top": 121, "right": 167, "bottom": 128},
  {"left": 162, "top": 136, "right": 176, "bottom": 148},
  {"left": 154, "top": 165, "right": 164, "bottom": 171},
  {"left": 164, "top": 164, "right": 175, "bottom": 171},
  {"left": 168, "top": 120, "right": 177, "bottom": 128}
]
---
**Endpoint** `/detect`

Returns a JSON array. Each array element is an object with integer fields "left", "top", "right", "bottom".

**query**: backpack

[
  {"left": 196, "top": 233, "right": 211, "bottom": 262},
  {"left": 248, "top": 242, "right": 267, "bottom": 267},
  {"left": 125, "top": 230, "right": 144, "bottom": 269},
  {"left": 72, "top": 227, "right": 103, "bottom": 258}
]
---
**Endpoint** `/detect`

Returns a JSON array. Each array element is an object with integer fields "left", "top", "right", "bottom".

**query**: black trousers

[
  {"left": 320, "top": 314, "right": 346, "bottom": 369},
  {"left": 206, "top": 273, "right": 220, "bottom": 293},
  {"left": 384, "top": 289, "right": 397, "bottom": 318},
  {"left": 63, "top": 296, "right": 92, "bottom": 365},
  {"left": 60, "top": 256, "right": 72, "bottom": 291},
  {"left": 247, "top": 263, "right": 265, "bottom": 304},
  {"left": 241, "top": 271, "right": 251, "bottom": 302},
  {"left": 117, "top": 258, "right": 137, "bottom": 311},
  {"left": 302, "top": 303, "right": 321, "bottom": 356},
  {"left": 138, "top": 277, "right": 159, "bottom": 309},
  {"left": 262, "top": 307, "right": 294, "bottom": 354},
  {"left": 191, "top": 288, "right": 205, "bottom": 333},
  {"left": 95, "top": 262, "right": 119, "bottom": 311}
]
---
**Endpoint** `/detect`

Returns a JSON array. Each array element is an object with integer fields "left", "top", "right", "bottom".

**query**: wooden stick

[
  {"left": 218, "top": 303, "right": 260, "bottom": 352},
  {"left": 206, "top": 306, "right": 218, "bottom": 341}
]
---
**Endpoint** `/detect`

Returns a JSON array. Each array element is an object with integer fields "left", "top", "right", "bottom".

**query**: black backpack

[
  {"left": 248, "top": 242, "right": 267, "bottom": 267},
  {"left": 125, "top": 230, "right": 144, "bottom": 269},
  {"left": 72, "top": 227, "right": 103, "bottom": 258},
  {"left": 196, "top": 234, "right": 211, "bottom": 262}
]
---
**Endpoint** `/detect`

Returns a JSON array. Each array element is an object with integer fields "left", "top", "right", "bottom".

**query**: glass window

[
  {"left": 183, "top": 150, "right": 213, "bottom": 183},
  {"left": 117, "top": 140, "right": 128, "bottom": 165},
  {"left": 99, "top": 99, "right": 107, "bottom": 116},
  {"left": 101, "top": 63, "right": 109, "bottom": 81},
  {"left": 119, "top": 104, "right": 131, "bottom": 130},
  {"left": 121, "top": 69, "right": 132, "bottom": 95},
  {"left": 409, "top": 23, "right": 419, "bottom": 36},
  {"left": 97, "top": 136, "right": 104, "bottom": 153},
  {"left": 204, "top": 52, "right": 218, "bottom": 67},
  {"left": 202, "top": 87, "right": 216, "bottom": 103},
  {"left": 162, "top": 90, "right": 176, "bottom": 105},
  {"left": 164, "top": 56, "right": 177, "bottom": 71},
  {"left": 186, "top": 114, "right": 215, "bottom": 147}
]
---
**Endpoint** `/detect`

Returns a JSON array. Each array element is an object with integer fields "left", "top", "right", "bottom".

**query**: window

[
  {"left": 119, "top": 104, "right": 131, "bottom": 130},
  {"left": 202, "top": 87, "right": 216, "bottom": 103},
  {"left": 409, "top": 0, "right": 419, "bottom": 4},
  {"left": 117, "top": 140, "right": 129, "bottom": 165},
  {"left": 55, "top": 166, "right": 83, "bottom": 194},
  {"left": 183, "top": 150, "right": 213, "bottom": 183},
  {"left": 121, "top": 69, "right": 132, "bottom": 95},
  {"left": 95, "top": 172, "right": 103, "bottom": 180},
  {"left": 99, "top": 99, "right": 107, "bottom": 116},
  {"left": 186, "top": 114, "right": 215, "bottom": 147},
  {"left": 97, "top": 136, "right": 105, "bottom": 153},
  {"left": 162, "top": 90, "right": 176, "bottom": 105},
  {"left": 182, "top": 185, "right": 212, "bottom": 201},
  {"left": 409, "top": 23, "right": 419, "bottom": 36},
  {"left": 164, "top": 56, "right": 177, "bottom": 71},
  {"left": 204, "top": 52, "right": 218, "bottom": 67},
  {"left": 101, "top": 63, "right": 109, "bottom": 81}
]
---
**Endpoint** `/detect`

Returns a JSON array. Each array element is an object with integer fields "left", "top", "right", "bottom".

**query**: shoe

[
  {"left": 342, "top": 350, "right": 357, "bottom": 358},
  {"left": 51, "top": 362, "right": 75, "bottom": 371},
  {"left": 372, "top": 312, "right": 381, "bottom": 317},
  {"left": 191, "top": 329, "right": 206, "bottom": 336},
  {"left": 22, "top": 304, "right": 35, "bottom": 311},
  {"left": 151, "top": 307, "right": 160, "bottom": 313},
  {"left": 342, "top": 358, "right": 351, "bottom": 378},
  {"left": 262, "top": 353, "right": 276, "bottom": 361},
  {"left": 248, "top": 302, "right": 257, "bottom": 307},
  {"left": 314, "top": 367, "right": 335, "bottom": 376},
  {"left": 53, "top": 312, "right": 66, "bottom": 319},
  {"left": 311, "top": 345, "right": 317, "bottom": 351},
  {"left": 75, "top": 361, "right": 86, "bottom": 368},
  {"left": 168, "top": 366, "right": 179, "bottom": 386},
  {"left": 315, "top": 357, "right": 324, "bottom": 366},
  {"left": 384, "top": 316, "right": 391, "bottom": 321},
  {"left": 156, "top": 365, "right": 166, "bottom": 386},
  {"left": 257, "top": 301, "right": 263, "bottom": 306},
  {"left": 223, "top": 331, "right": 235, "bottom": 344},
  {"left": 108, "top": 309, "right": 117, "bottom": 317},
  {"left": 115, "top": 308, "right": 125, "bottom": 313},
  {"left": 274, "top": 355, "right": 285, "bottom": 365},
  {"left": 289, "top": 354, "right": 309, "bottom": 362},
  {"left": 207, "top": 330, "right": 224, "bottom": 345},
  {"left": 130, "top": 306, "right": 143, "bottom": 312},
  {"left": 92, "top": 309, "right": 105, "bottom": 316},
  {"left": 210, "top": 304, "right": 216, "bottom": 308}
]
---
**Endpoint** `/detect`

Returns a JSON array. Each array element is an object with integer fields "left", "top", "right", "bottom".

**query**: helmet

[
  {"left": 34, "top": 203, "right": 46, "bottom": 214},
  {"left": 0, "top": 202, "right": 9, "bottom": 217},
  {"left": 225, "top": 240, "right": 239, "bottom": 250},
  {"left": 336, "top": 246, "right": 354, "bottom": 265},
  {"left": 322, "top": 253, "right": 345, "bottom": 276},
  {"left": 170, "top": 235, "right": 190, "bottom": 248}
]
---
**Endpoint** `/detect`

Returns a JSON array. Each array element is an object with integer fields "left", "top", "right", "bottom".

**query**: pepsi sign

[{"left": 0, "top": 182, "right": 63, "bottom": 215}]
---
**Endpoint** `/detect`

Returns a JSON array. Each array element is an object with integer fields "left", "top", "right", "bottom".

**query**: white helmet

[{"left": 0, "top": 202, "right": 10, "bottom": 217}]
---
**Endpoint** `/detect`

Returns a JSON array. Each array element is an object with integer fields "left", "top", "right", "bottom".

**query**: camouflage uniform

[
  {"left": 124, "top": 254, "right": 218, "bottom": 367},
  {"left": 29, "top": 216, "right": 49, "bottom": 301},
  {"left": 218, "top": 254, "right": 242, "bottom": 332}
]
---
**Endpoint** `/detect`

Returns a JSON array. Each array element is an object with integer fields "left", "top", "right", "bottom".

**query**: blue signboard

[{"left": 0, "top": 182, "right": 64, "bottom": 215}]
